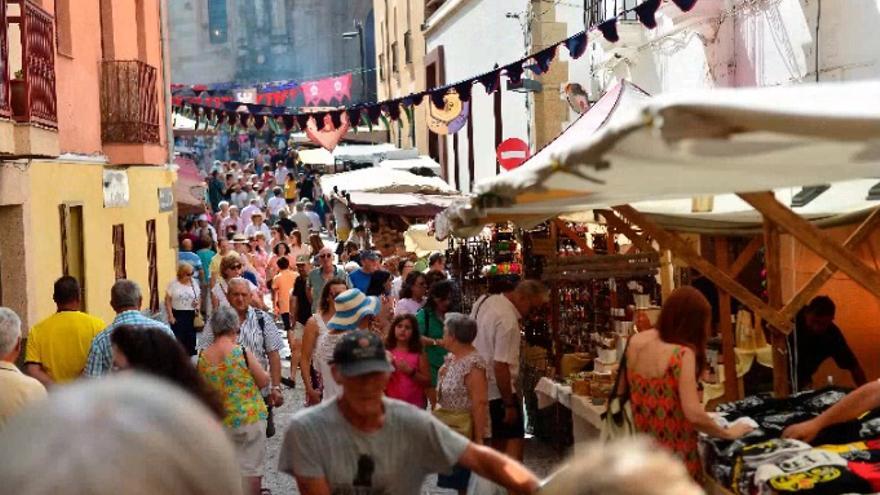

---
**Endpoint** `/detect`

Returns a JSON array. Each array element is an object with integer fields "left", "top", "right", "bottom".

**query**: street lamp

[{"left": 342, "top": 20, "right": 367, "bottom": 104}]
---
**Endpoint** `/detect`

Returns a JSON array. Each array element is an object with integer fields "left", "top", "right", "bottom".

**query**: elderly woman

[
  {"left": 435, "top": 313, "right": 489, "bottom": 494},
  {"left": 197, "top": 306, "right": 270, "bottom": 495},
  {"left": 211, "top": 254, "right": 263, "bottom": 311},
  {"left": 165, "top": 262, "right": 201, "bottom": 356},
  {"left": 0, "top": 375, "right": 243, "bottom": 495}
]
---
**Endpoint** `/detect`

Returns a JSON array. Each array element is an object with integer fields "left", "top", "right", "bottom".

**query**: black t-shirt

[
  {"left": 789, "top": 310, "right": 859, "bottom": 388},
  {"left": 293, "top": 276, "right": 311, "bottom": 325}
]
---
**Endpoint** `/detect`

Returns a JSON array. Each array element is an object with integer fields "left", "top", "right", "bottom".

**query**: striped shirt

[
  {"left": 83, "top": 311, "right": 173, "bottom": 377},
  {"left": 196, "top": 307, "right": 285, "bottom": 373}
]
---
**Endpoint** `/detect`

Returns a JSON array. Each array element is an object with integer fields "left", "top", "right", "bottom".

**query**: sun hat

[
  {"left": 330, "top": 330, "right": 393, "bottom": 377},
  {"left": 231, "top": 233, "right": 248, "bottom": 243},
  {"left": 327, "top": 289, "right": 381, "bottom": 331}
]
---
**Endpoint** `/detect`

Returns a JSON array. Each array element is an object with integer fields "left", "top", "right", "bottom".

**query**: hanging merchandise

[
  {"left": 305, "top": 112, "right": 350, "bottom": 152},
  {"left": 428, "top": 89, "right": 470, "bottom": 136}
]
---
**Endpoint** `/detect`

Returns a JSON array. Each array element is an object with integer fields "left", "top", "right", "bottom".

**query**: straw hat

[{"left": 327, "top": 289, "right": 380, "bottom": 332}]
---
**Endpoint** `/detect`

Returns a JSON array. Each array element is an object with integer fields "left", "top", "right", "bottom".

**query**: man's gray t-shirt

[{"left": 279, "top": 397, "right": 470, "bottom": 494}]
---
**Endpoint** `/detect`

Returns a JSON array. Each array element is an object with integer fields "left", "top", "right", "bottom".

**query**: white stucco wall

[{"left": 425, "top": 0, "right": 530, "bottom": 193}]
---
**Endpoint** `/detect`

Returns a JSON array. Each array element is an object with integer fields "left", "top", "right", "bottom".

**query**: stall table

[{"left": 535, "top": 377, "right": 606, "bottom": 454}]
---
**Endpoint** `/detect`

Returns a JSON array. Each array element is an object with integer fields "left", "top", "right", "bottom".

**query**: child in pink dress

[{"left": 384, "top": 314, "right": 430, "bottom": 408}]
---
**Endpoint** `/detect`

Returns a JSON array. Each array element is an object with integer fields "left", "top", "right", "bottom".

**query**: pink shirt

[{"left": 385, "top": 348, "right": 426, "bottom": 408}]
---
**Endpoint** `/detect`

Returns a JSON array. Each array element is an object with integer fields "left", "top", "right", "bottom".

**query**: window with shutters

[
  {"left": 146, "top": 219, "right": 159, "bottom": 312},
  {"left": 112, "top": 224, "right": 126, "bottom": 280}
]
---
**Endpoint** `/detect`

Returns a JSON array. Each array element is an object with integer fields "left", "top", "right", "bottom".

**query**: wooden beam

[
  {"left": 613, "top": 204, "right": 793, "bottom": 333},
  {"left": 714, "top": 237, "right": 739, "bottom": 401},
  {"left": 728, "top": 236, "right": 763, "bottom": 280},
  {"left": 763, "top": 218, "right": 790, "bottom": 397},
  {"left": 553, "top": 219, "right": 596, "bottom": 256},
  {"left": 780, "top": 207, "right": 880, "bottom": 321},
  {"left": 739, "top": 192, "right": 880, "bottom": 302},
  {"left": 597, "top": 210, "right": 655, "bottom": 253},
  {"left": 549, "top": 221, "right": 562, "bottom": 372}
]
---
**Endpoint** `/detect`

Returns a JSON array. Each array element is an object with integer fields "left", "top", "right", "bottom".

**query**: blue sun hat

[{"left": 327, "top": 288, "right": 381, "bottom": 331}]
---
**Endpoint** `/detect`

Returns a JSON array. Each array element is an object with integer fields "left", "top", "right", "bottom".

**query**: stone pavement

[{"left": 263, "top": 362, "right": 567, "bottom": 494}]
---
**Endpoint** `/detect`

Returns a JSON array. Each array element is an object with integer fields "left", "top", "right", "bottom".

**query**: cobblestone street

[{"left": 263, "top": 362, "right": 566, "bottom": 494}]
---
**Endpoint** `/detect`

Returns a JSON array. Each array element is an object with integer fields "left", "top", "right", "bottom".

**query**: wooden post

[
  {"left": 660, "top": 250, "right": 674, "bottom": 300},
  {"left": 549, "top": 221, "right": 562, "bottom": 373},
  {"left": 763, "top": 218, "right": 790, "bottom": 397},
  {"left": 714, "top": 237, "right": 739, "bottom": 401}
]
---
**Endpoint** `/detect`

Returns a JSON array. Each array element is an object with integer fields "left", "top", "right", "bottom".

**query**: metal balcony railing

[
  {"left": 586, "top": 0, "right": 639, "bottom": 26},
  {"left": 6, "top": 0, "right": 58, "bottom": 128},
  {"left": 101, "top": 60, "right": 160, "bottom": 144}
]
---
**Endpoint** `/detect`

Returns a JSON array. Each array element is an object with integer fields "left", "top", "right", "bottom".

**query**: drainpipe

[{"left": 159, "top": 0, "right": 174, "bottom": 165}]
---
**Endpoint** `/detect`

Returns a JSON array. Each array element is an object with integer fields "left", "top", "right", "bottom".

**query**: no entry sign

[{"left": 497, "top": 138, "right": 530, "bottom": 171}]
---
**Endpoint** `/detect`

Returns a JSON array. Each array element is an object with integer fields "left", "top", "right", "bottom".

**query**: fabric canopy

[
  {"left": 174, "top": 157, "right": 205, "bottom": 211},
  {"left": 437, "top": 81, "right": 880, "bottom": 238},
  {"left": 347, "top": 192, "right": 461, "bottom": 217},
  {"left": 320, "top": 168, "right": 457, "bottom": 196},
  {"left": 378, "top": 156, "right": 442, "bottom": 175}
]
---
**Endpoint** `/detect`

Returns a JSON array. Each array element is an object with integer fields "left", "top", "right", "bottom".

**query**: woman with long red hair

[{"left": 624, "top": 286, "right": 753, "bottom": 479}]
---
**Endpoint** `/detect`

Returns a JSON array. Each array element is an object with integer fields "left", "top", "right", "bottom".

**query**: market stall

[{"left": 436, "top": 81, "right": 880, "bottom": 492}]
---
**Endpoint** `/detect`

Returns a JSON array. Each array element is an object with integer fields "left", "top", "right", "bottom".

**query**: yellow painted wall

[{"left": 27, "top": 161, "right": 177, "bottom": 326}]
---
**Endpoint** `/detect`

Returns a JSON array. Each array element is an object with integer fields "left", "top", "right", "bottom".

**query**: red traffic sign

[{"left": 496, "top": 138, "right": 530, "bottom": 171}]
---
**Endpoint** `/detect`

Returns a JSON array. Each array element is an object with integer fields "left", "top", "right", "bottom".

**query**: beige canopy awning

[{"left": 436, "top": 81, "right": 880, "bottom": 238}]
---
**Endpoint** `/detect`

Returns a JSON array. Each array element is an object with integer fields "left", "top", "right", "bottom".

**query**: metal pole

[{"left": 358, "top": 22, "right": 367, "bottom": 103}]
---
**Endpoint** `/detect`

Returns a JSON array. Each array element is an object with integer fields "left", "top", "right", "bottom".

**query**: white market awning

[
  {"left": 320, "top": 167, "right": 458, "bottom": 196},
  {"left": 378, "top": 155, "right": 442, "bottom": 175},
  {"left": 436, "top": 81, "right": 880, "bottom": 238}
]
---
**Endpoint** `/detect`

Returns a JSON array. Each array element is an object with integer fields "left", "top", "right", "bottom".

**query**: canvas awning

[
  {"left": 347, "top": 192, "right": 461, "bottom": 217},
  {"left": 174, "top": 157, "right": 205, "bottom": 211},
  {"left": 379, "top": 155, "right": 442, "bottom": 175},
  {"left": 320, "top": 167, "right": 458, "bottom": 196},
  {"left": 436, "top": 81, "right": 880, "bottom": 238}
]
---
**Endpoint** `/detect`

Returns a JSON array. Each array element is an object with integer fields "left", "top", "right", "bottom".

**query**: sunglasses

[
  {"left": 231, "top": 264, "right": 243, "bottom": 269},
  {"left": 319, "top": 254, "right": 332, "bottom": 259}
]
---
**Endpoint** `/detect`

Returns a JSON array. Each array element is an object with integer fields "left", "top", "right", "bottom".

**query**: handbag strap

[{"left": 608, "top": 339, "right": 631, "bottom": 406}]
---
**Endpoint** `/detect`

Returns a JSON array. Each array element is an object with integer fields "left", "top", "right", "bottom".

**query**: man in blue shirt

[
  {"left": 178, "top": 238, "right": 203, "bottom": 281},
  {"left": 349, "top": 251, "right": 382, "bottom": 293},
  {"left": 84, "top": 280, "right": 173, "bottom": 377}
]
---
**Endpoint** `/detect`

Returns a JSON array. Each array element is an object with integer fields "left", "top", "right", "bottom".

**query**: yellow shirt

[
  {"left": 25, "top": 311, "right": 105, "bottom": 383},
  {"left": 0, "top": 361, "right": 46, "bottom": 428},
  {"left": 285, "top": 179, "right": 297, "bottom": 200}
]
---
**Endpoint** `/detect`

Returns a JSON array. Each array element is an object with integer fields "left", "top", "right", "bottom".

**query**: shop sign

[
  {"left": 103, "top": 168, "right": 130, "bottom": 208},
  {"left": 497, "top": 138, "right": 530, "bottom": 170},
  {"left": 158, "top": 187, "right": 174, "bottom": 212}
]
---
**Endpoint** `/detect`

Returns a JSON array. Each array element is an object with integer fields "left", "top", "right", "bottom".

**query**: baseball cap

[{"left": 330, "top": 330, "right": 393, "bottom": 377}]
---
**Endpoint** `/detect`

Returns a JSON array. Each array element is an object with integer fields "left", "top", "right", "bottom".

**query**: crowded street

[{"left": 3, "top": 1, "right": 880, "bottom": 495}]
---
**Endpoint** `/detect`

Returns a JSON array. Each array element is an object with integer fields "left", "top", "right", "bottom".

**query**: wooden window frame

[{"left": 112, "top": 223, "right": 126, "bottom": 280}]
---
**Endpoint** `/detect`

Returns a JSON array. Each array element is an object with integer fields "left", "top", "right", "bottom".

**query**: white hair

[
  {"left": 226, "top": 277, "right": 250, "bottom": 294},
  {"left": 0, "top": 374, "right": 242, "bottom": 495},
  {"left": 541, "top": 438, "right": 702, "bottom": 495},
  {"left": 0, "top": 307, "right": 21, "bottom": 356},
  {"left": 210, "top": 306, "right": 240, "bottom": 337}
]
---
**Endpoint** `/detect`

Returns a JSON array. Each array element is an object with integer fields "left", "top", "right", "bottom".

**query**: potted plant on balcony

[{"left": 11, "top": 69, "right": 26, "bottom": 118}]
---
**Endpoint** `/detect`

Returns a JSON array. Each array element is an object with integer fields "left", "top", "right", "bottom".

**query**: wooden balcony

[
  {"left": 0, "top": 0, "right": 59, "bottom": 158},
  {"left": 100, "top": 60, "right": 161, "bottom": 144}
]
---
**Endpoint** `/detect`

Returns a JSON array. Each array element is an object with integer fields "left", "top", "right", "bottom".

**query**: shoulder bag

[
  {"left": 601, "top": 341, "right": 635, "bottom": 441},
  {"left": 191, "top": 281, "right": 205, "bottom": 331}
]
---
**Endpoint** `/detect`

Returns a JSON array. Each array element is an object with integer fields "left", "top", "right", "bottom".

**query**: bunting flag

[
  {"left": 305, "top": 112, "right": 350, "bottom": 151},
  {"left": 172, "top": 0, "right": 698, "bottom": 133}
]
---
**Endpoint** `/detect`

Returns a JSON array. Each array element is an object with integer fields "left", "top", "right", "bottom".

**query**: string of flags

[{"left": 173, "top": 0, "right": 698, "bottom": 135}]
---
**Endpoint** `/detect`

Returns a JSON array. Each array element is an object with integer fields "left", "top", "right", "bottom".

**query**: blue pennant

[
  {"left": 597, "top": 19, "right": 619, "bottom": 43},
  {"left": 564, "top": 32, "right": 588, "bottom": 59},
  {"left": 672, "top": 0, "right": 698, "bottom": 12},
  {"left": 634, "top": 0, "right": 662, "bottom": 29}
]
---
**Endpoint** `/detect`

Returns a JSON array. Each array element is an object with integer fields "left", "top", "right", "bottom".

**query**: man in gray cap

[{"left": 278, "top": 330, "right": 540, "bottom": 494}]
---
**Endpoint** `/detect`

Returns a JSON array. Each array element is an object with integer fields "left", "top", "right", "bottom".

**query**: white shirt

[
  {"left": 267, "top": 196, "right": 287, "bottom": 216},
  {"left": 306, "top": 211, "right": 322, "bottom": 231},
  {"left": 231, "top": 191, "right": 249, "bottom": 209},
  {"left": 244, "top": 222, "right": 271, "bottom": 241},
  {"left": 291, "top": 212, "right": 312, "bottom": 239},
  {"left": 167, "top": 279, "right": 200, "bottom": 311},
  {"left": 471, "top": 294, "right": 522, "bottom": 401},
  {"left": 220, "top": 215, "right": 244, "bottom": 235},
  {"left": 275, "top": 166, "right": 289, "bottom": 186},
  {"left": 240, "top": 204, "right": 261, "bottom": 224}
]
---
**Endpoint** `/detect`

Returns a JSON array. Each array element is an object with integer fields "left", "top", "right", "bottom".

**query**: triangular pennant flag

[
  {"left": 295, "top": 113, "right": 310, "bottom": 131},
  {"left": 430, "top": 90, "right": 447, "bottom": 110},
  {"left": 597, "top": 19, "right": 620, "bottom": 43},
  {"left": 253, "top": 115, "right": 266, "bottom": 130},
  {"left": 672, "top": 0, "right": 697, "bottom": 12},
  {"left": 379, "top": 114, "right": 391, "bottom": 134},
  {"left": 367, "top": 104, "right": 383, "bottom": 125},
  {"left": 564, "top": 32, "right": 588, "bottom": 59},
  {"left": 347, "top": 108, "right": 362, "bottom": 128},
  {"left": 386, "top": 101, "right": 401, "bottom": 121},
  {"left": 405, "top": 93, "right": 425, "bottom": 107},
  {"left": 634, "top": 0, "right": 661, "bottom": 29},
  {"left": 454, "top": 82, "right": 473, "bottom": 102},
  {"left": 238, "top": 112, "right": 250, "bottom": 128},
  {"left": 478, "top": 71, "right": 501, "bottom": 93},
  {"left": 532, "top": 46, "right": 557, "bottom": 74},
  {"left": 404, "top": 105, "right": 415, "bottom": 127},
  {"left": 330, "top": 111, "right": 343, "bottom": 129},
  {"left": 282, "top": 115, "right": 295, "bottom": 131},
  {"left": 215, "top": 111, "right": 227, "bottom": 126},
  {"left": 505, "top": 62, "right": 524, "bottom": 84}
]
